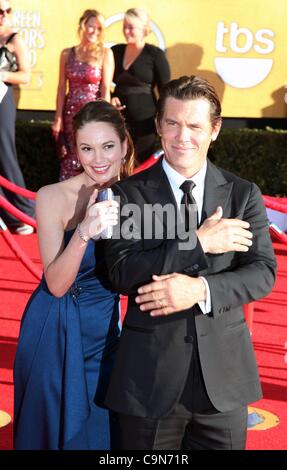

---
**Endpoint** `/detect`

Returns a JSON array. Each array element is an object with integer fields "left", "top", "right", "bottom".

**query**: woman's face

[
  {"left": 76, "top": 121, "right": 127, "bottom": 187},
  {"left": 82, "top": 17, "right": 103, "bottom": 44},
  {"left": 0, "top": 1, "right": 11, "bottom": 27},
  {"left": 123, "top": 17, "right": 146, "bottom": 44}
]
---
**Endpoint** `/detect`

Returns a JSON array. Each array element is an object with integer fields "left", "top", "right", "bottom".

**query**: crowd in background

[{"left": 1, "top": 6, "right": 171, "bottom": 231}]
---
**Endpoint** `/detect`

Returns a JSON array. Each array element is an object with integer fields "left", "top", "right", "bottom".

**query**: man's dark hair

[{"left": 156, "top": 75, "right": 222, "bottom": 125}]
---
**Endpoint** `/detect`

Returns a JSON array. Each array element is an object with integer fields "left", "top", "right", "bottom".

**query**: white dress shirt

[{"left": 162, "top": 158, "right": 211, "bottom": 314}]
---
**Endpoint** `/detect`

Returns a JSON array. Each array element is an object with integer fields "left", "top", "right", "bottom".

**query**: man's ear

[
  {"left": 155, "top": 117, "right": 162, "bottom": 136},
  {"left": 211, "top": 118, "right": 222, "bottom": 141}
]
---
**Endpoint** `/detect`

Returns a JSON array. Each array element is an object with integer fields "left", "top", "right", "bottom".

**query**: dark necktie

[{"left": 180, "top": 180, "right": 198, "bottom": 230}]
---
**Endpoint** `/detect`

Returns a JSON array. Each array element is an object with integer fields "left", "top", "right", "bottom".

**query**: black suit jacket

[{"left": 104, "top": 158, "right": 277, "bottom": 417}]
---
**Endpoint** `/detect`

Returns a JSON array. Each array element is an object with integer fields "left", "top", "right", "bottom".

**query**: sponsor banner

[{"left": 12, "top": 0, "right": 287, "bottom": 117}]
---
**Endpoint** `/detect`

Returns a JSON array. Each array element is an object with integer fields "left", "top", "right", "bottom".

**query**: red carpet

[
  {"left": 246, "top": 242, "right": 287, "bottom": 450},
  {"left": 0, "top": 232, "right": 286, "bottom": 450},
  {"left": 0, "top": 233, "right": 41, "bottom": 450}
]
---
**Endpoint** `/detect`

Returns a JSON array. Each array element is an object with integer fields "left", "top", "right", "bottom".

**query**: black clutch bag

[{"left": 0, "top": 46, "right": 18, "bottom": 72}]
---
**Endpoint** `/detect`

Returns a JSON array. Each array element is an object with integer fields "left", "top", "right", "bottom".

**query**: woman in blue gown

[{"left": 13, "top": 100, "right": 135, "bottom": 449}]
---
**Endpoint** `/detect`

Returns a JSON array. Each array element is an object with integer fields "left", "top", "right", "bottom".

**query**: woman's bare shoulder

[
  {"left": 60, "top": 47, "right": 73, "bottom": 60},
  {"left": 36, "top": 179, "right": 81, "bottom": 227},
  {"left": 36, "top": 180, "right": 74, "bottom": 207},
  {"left": 3, "top": 28, "right": 19, "bottom": 46}
]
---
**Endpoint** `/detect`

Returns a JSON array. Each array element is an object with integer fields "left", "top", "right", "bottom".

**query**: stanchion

[
  {"left": 133, "top": 149, "right": 164, "bottom": 174},
  {"left": 263, "top": 195, "right": 287, "bottom": 214},
  {"left": 0, "top": 218, "right": 42, "bottom": 280},
  {"left": 269, "top": 223, "right": 287, "bottom": 244},
  {"left": 0, "top": 195, "right": 36, "bottom": 228},
  {"left": 0, "top": 175, "right": 36, "bottom": 200}
]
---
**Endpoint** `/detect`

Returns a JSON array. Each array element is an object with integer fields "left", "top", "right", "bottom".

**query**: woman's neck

[
  {"left": 79, "top": 40, "right": 99, "bottom": 52},
  {"left": 76, "top": 41, "right": 103, "bottom": 65},
  {"left": 0, "top": 26, "right": 9, "bottom": 39},
  {"left": 127, "top": 40, "right": 145, "bottom": 50}
]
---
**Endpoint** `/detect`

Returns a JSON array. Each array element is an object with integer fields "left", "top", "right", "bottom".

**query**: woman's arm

[
  {"left": 51, "top": 48, "right": 69, "bottom": 139},
  {"left": 153, "top": 47, "right": 171, "bottom": 91},
  {"left": 0, "top": 33, "right": 30, "bottom": 85},
  {"left": 36, "top": 184, "right": 118, "bottom": 297},
  {"left": 100, "top": 47, "right": 114, "bottom": 102},
  {"left": 36, "top": 184, "right": 89, "bottom": 297}
]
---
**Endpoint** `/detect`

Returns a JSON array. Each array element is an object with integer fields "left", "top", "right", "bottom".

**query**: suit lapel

[
  {"left": 139, "top": 158, "right": 234, "bottom": 235},
  {"left": 201, "top": 160, "right": 233, "bottom": 223},
  {"left": 143, "top": 158, "right": 177, "bottom": 207},
  {"left": 143, "top": 158, "right": 178, "bottom": 237}
]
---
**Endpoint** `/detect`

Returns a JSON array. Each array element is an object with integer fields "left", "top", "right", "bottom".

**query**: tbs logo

[{"left": 214, "top": 22, "right": 274, "bottom": 88}]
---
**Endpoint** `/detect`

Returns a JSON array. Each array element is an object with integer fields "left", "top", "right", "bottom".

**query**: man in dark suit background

[{"left": 104, "top": 76, "right": 277, "bottom": 450}]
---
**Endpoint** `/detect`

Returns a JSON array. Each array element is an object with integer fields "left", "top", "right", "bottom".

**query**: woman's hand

[
  {"left": 79, "top": 189, "right": 119, "bottom": 240},
  {"left": 51, "top": 117, "right": 63, "bottom": 140},
  {"left": 111, "top": 96, "right": 126, "bottom": 111}
]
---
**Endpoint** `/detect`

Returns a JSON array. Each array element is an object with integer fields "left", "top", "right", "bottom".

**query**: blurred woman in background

[
  {"left": 0, "top": 0, "right": 34, "bottom": 234},
  {"left": 52, "top": 9, "right": 114, "bottom": 180},
  {"left": 111, "top": 8, "right": 170, "bottom": 163}
]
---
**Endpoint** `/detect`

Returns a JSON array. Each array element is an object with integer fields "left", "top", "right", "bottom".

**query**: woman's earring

[{"left": 121, "top": 157, "right": 126, "bottom": 164}]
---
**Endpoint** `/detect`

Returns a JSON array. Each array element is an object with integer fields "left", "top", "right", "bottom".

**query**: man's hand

[
  {"left": 197, "top": 206, "right": 253, "bottom": 254},
  {"left": 135, "top": 273, "right": 206, "bottom": 317}
]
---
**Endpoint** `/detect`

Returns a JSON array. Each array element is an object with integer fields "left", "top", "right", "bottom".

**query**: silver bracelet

[
  {"left": 76, "top": 223, "right": 89, "bottom": 243},
  {"left": 0, "top": 71, "right": 8, "bottom": 82}
]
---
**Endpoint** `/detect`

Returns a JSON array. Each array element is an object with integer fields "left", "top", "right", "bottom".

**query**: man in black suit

[{"left": 105, "top": 76, "right": 276, "bottom": 450}]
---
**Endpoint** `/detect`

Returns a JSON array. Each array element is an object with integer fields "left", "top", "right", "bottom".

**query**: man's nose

[{"left": 177, "top": 126, "right": 191, "bottom": 141}]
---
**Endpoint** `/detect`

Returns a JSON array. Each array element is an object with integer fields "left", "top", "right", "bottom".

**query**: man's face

[{"left": 157, "top": 97, "right": 221, "bottom": 177}]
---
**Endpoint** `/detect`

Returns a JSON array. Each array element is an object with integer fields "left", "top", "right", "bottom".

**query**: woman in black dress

[{"left": 111, "top": 8, "right": 170, "bottom": 163}]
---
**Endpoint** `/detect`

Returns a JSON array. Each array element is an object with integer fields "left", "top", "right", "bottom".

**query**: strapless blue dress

[{"left": 13, "top": 231, "right": 120, "bottom": 449}]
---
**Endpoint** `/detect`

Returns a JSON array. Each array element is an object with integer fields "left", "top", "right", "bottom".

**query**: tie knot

[{"left": 180, "top": 180, "right": 196, "bottom": 194}]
